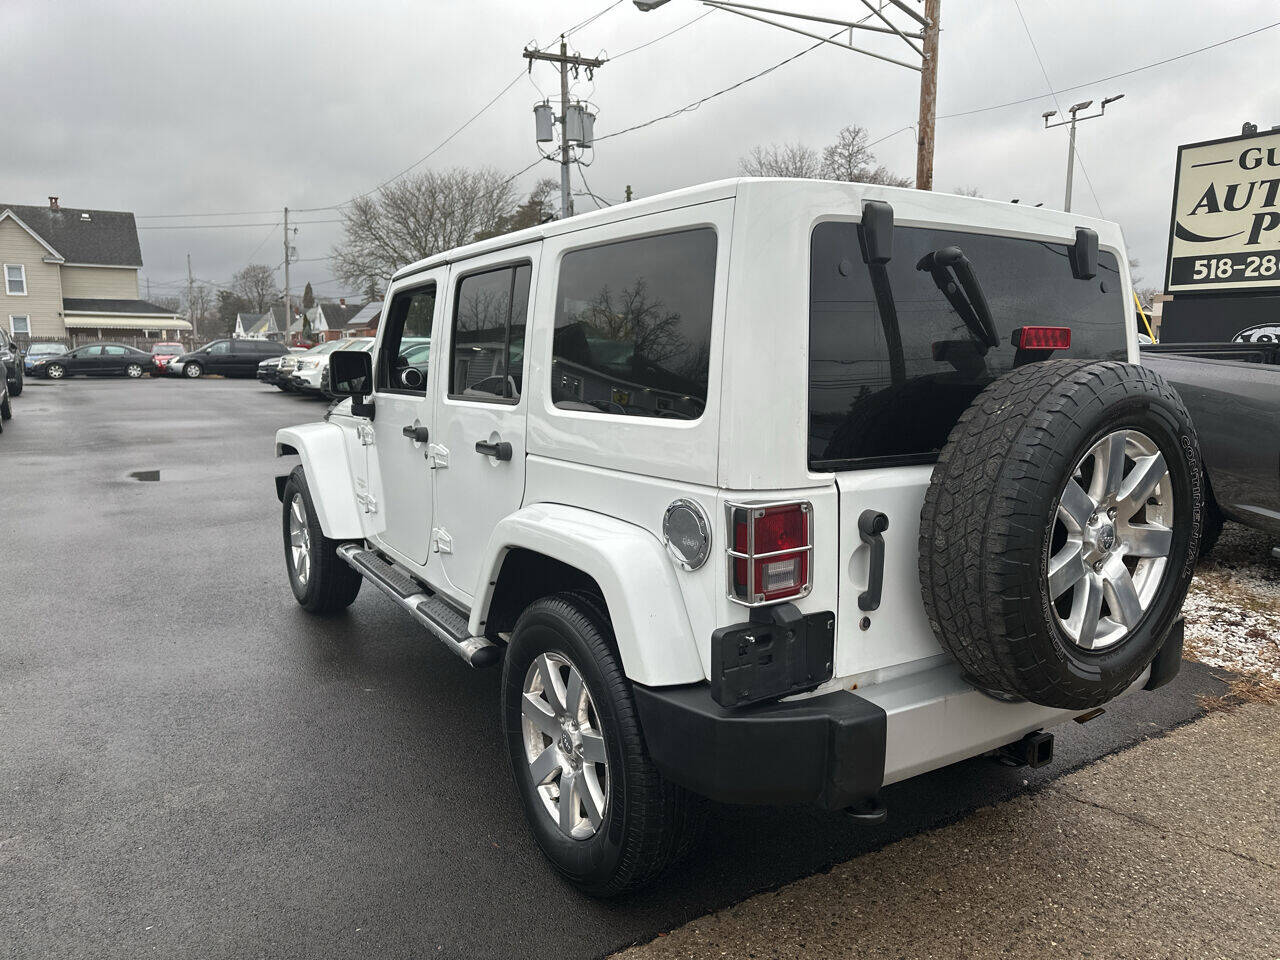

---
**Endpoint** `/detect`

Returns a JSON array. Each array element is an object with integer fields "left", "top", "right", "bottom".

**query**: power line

[
  {"left": 575, "top": 161, "right": 614, "bottom": 207},
  {"left": 938, "top": 19, "right": 1280, "bottom": 122},
  {"left": 1011, "top": 0, "right": 1104, "bottom": 216},
  {"left": 136, "top": 219, "right": 342, "bottom": 230},
  {"left": 610, "top": 9, "right": 717, "bottom": 60}
]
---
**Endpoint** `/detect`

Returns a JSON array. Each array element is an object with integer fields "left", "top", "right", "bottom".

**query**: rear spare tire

[{"left": 919, "top": 360, "right": 1202, "bottom": 709}]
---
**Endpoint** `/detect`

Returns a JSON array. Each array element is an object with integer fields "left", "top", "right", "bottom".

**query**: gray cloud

[{"left": 3, "top": 0, "right": 1276, "bottom": 300}]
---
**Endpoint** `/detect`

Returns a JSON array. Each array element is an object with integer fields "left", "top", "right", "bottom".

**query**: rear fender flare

[
  {"left": 275, "top": 422, "right": 362, "bottom": 539},
  {"left": 475, "top": 503, "right": 705, "bottom": 687}
]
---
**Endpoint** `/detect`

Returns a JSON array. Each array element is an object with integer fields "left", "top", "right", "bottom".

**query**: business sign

[{"left": 1165, "top": 127, "right": 1280, "bottom": 294}]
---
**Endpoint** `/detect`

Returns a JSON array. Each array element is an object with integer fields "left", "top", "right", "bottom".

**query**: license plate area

[{"left": 710, "top": 604, "right": 835, "bottom": 707}]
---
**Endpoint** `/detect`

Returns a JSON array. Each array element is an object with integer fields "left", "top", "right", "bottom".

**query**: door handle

[
  {"left": 857, "top": 510, "right": 889, "bottom": 612},
  {"left": 475, "top": 440, "right": 512, "bottom": 461},
  {"left": 402, "top": 425, "right": 430, "bottom": 443}
]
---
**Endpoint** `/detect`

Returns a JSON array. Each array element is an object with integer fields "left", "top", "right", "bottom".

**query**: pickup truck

[{"left": 1142, "top": 341, "right": 1280, "bottom": 553}]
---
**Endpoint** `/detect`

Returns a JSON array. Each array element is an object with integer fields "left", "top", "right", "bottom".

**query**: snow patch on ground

[{"left": 1183, "top": 523, "right": 1280, "bottom": 682}]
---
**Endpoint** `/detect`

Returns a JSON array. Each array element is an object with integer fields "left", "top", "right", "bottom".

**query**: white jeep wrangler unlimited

[{"left": 275, "top": 179, "right": 1201, "bottom": 895}]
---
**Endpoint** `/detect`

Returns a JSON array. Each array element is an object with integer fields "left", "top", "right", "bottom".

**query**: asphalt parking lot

[{"left": 0, "top": 377, "right": 1229, "bottom": 960}]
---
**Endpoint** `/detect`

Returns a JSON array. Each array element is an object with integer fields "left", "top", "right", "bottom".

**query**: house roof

[
  {"left": 63, "top": 298, "right": 179, "bottom": 316},
  {"left": 318, "top": 301, "right": 365, "bottom": 327},
  {"left": 0, "top": 203, "right": 143, "bottom": 267},
  {"left": 345, "top": 302, "right": 382, "bottom": 328},
  {"left": 236, "top": 311, "right": 264, "bottom": 327}
]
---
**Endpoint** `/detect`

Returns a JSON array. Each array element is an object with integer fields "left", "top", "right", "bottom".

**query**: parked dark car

[
  {"left": 23, "top": 341, "right": 68, "bottom": 375},
  {"left": 1, "top": 334, "right": 22, "bottom": 396},
  {"left": 0, "top": 353, "right": 11, "bottom": 430},
  {"left": 29, "top": 342, "right": 154, "bottom": 379},
  {"left": 171, "top": 338, "right": 287, "bottom": 379},
  {"left": 1143, "top": 341, "right": 1280, "bottom": 553}
]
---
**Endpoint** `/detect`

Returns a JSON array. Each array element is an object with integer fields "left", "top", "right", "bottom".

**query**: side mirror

[
  {"left": 329, "top": 349, "right": 375, "bottom": 418},
  {"left": 1070, "top": 226, "right": 1098, "bottom": 280},
  {"left": 858, "top": 200, "right": 894, "bottom": 265}
]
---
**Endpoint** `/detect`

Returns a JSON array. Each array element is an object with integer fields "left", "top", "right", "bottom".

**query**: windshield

[
  {"left": 809, "top": 223, "right": 1127, "bottom": 470},
  {"left": 151, "top": 343, "right": 183, "bottom": 354},
  {"left": 304, "top": 340, "right": 346, "bottom": 356}
]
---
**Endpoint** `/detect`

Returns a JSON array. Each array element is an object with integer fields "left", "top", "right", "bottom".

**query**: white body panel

[
  {"left": 277, "top": 178, "right": 1144, "bottom": 788},
  {"left": 275, "top": 422, "right": 362, "bottom": 538}
]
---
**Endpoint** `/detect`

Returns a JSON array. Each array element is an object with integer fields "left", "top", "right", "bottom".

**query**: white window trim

[
  {"left": 4, "top": 263, "right": 28, "bottom": 296},
  {"left": 9, "top": 314, "right": 31, "bottom": 336}
]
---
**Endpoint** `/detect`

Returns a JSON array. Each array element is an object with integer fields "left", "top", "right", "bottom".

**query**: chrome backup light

[
  {"left": 726, "top": 500, "right": 813, "bottom": 606},
  {"left": 663, "top": 499, "right": 712, "bottom": 570}
]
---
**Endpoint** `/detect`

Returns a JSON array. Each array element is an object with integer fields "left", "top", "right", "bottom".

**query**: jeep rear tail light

[
  {"left": 727, "top": 501, "right": 813, "bottom": 605},
  {"left": 1013, "top": 325, "right": 1071, "bottom": 351}
]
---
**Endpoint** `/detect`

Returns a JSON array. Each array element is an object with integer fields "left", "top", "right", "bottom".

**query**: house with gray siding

[{"left": 0, "top": 197, "right": 185, "bottom": 343}]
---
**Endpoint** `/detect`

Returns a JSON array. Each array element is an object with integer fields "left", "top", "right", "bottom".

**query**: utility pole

[
  {"left": 186, "top": 252, "right": 197, "bottom": 339},
  {"left": 1042, "top": 94, "right": 1124, "bottom": 212},
  {"left": 915, "top": 0, "right": 941, "bottom": 190},
  {"left": 282, "top": 206, "right": 291, "bottom": 337},
  {"left": 524, "top": 40, "right": 605, "bottom": 219}
]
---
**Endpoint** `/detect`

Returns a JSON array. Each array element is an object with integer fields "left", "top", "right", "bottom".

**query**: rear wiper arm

[{"left": 916, "top": 246, "right": 1000, "bottom": 350}]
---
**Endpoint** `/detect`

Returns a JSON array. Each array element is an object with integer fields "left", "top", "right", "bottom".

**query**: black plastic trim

[
  {"left": 632, "top": 683, "right": 886, "bottom": 810},
  {"left": 1144, "top": 616, "right": 1184, "bottom": 691},
  {"left": 710, "top": 605, "right": 834, "bottom": 707}
]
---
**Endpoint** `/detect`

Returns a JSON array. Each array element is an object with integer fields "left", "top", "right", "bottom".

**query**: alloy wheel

[
  {"left": 520, "top": 652, "right": 610, "bottom": 840},
  {"left": 288, "top": 493, "right": 311, "bottom": 586},
  {"left": 47, "top": 364, "right": 64, "bottom": 379},
  {"left": 1048, "top": 429, "right": 1174, "bottom": 651},
  {"left": 126, "top": 364, "right": 143, "bottom": 378}
]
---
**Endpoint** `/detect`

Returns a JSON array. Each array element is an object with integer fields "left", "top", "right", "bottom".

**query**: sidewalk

[{"left": 616, "top": 703, "right": 1280, "bottom": 960}]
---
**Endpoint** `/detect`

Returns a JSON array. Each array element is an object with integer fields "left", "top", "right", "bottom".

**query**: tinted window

[
  {"left": 377, "top": 286, "right": 435, "bottom": 395},
  {"left": 103, "top": 345, "right": 128, "bottom": 356},
  {"left": 208, "top": 341, "right": 230, "bottom": 355},
  {"left": 551, "top": 228, "right": 716, "bottom": 420},
  {"left": 809, "top": 223, "right": 1126, "bottom": 469},
  {"left": 450, "top": 264, "right": 530, "bottom": 401}
]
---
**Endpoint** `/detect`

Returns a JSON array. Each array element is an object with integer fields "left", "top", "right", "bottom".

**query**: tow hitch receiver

[{"left": 996, "top": 730, "right": 1055, "bottom": 769}]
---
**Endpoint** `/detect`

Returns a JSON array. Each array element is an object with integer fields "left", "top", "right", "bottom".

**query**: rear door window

[
  {"left": 449, "top": 264, "right": 530, "bottom": 402},
  {"left": 551, "top": 228, "right": 716, "bottom": 420},
  {"left": 809, "top": 223, "right": 1126, "bottom": 470}
]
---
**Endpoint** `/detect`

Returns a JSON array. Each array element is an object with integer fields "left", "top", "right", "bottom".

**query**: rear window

[
  {"left": 809, "top": 223, "right": 1126, "bottom": 470},
  {"left": 551, "top": 228, "right": 716, "bottom": 420}
]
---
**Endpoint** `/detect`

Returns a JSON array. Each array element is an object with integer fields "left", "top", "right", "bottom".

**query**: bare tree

[
  {"left": 333, "top": 166, "right": 518, "bottom": 295},
  {"left": 739, "top": 142, "right": 823, "bottom": 178},
  {"left": 232, "top": 264, "right": 279, "bottom": 312},
  {"left": 953, "top": 185, "right": 984, "bottom": 197},
  {"left": 183, "top": 282, "right": 213, "bottom": 337},
  {"left": 741, "top": 125, "right": 911, "bottom": 186}
]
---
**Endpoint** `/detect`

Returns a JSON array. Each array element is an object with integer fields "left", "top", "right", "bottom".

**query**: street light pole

[{"left": 1043, "top": 94, "right": 1124, "bottom": 213}]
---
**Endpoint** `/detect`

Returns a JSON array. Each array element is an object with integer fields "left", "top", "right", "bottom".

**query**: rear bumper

[{"left": 634, "top": 623, "right": 1180, "bottom": 811}]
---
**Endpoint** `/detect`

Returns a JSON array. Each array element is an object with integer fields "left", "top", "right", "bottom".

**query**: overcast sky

[{"left": 4, "top": 0, "right": 1277, "bottom": 304}]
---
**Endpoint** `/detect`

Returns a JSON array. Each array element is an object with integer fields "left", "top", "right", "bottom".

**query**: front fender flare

[
  {"left": 275, "top": 422, "right": 362, "bottom": 539},
  {"left": 475, "top": 503, "right": 705, "bottom": 687}
]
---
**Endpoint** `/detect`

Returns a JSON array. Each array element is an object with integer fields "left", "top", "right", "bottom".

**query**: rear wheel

[
  {"left": 184, "top": 362, "right": 203, "bottom": 379},
  {"left": 503, "top": 594, "right": 703, "bottom": 896},
  {"left": 9, "top": 372, "right": 21, "bottom": 397},
  {"left": 281, "top": 466, "right": 362, "bottom": 614},
  {"left": 0, "top": 395, "right": 9, "bottom": 423}
]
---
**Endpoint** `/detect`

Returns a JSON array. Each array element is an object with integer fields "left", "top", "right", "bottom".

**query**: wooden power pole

[{"left": 915, "top": 0, "right": 941, "bottom": 191}]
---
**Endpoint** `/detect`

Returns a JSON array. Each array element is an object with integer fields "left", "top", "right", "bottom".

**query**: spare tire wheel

[{"left": 919, "top": 359, "right": 1202, "bottom": 709}]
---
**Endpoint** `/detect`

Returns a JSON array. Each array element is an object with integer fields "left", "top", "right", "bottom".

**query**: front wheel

[
  {"left": 184, "top": 362, "right": 203, "bottom": 378},
  {"left": 125, "top": 363, "right": 144, "bottom": 379},
  {"left": 9, "top": 374, "right": 21, "bottom": 397},
  {"left": 46, "top": 363, "right": 65, "bottom": 380},
  {"left": 0, "top": 395, "right": 9, "bottom": 422},
  {"left": 281, "top": 466, "right": 362, "bottom": 614},
  {"left": 502, "top": 594, "right": 703, "bottom": 896}
]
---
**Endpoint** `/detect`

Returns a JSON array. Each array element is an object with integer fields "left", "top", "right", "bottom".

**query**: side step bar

[{"left": 337, "top": 544, "right": 502, "bottom": 668}]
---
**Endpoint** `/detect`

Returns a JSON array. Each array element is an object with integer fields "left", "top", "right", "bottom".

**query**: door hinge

[
  {"left": 432, "top": 527, "right": 453, "bottom": 554},
  {"left": 427, "top": 442, "right": 449, "bottom": 469},
  {"left": 355, "top": 483, "right": 377, "bottom": 515},
  {"left": 356, "top": 422, "right": 375, "bottom": 446}
]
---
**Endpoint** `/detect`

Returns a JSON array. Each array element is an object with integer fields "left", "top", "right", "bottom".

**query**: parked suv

[
  {"left": 171, "top": 338, "right": 287, "bottom": 378},
  {"left": 273, "top": 179, "right": 1202, "bottom": 895}
]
